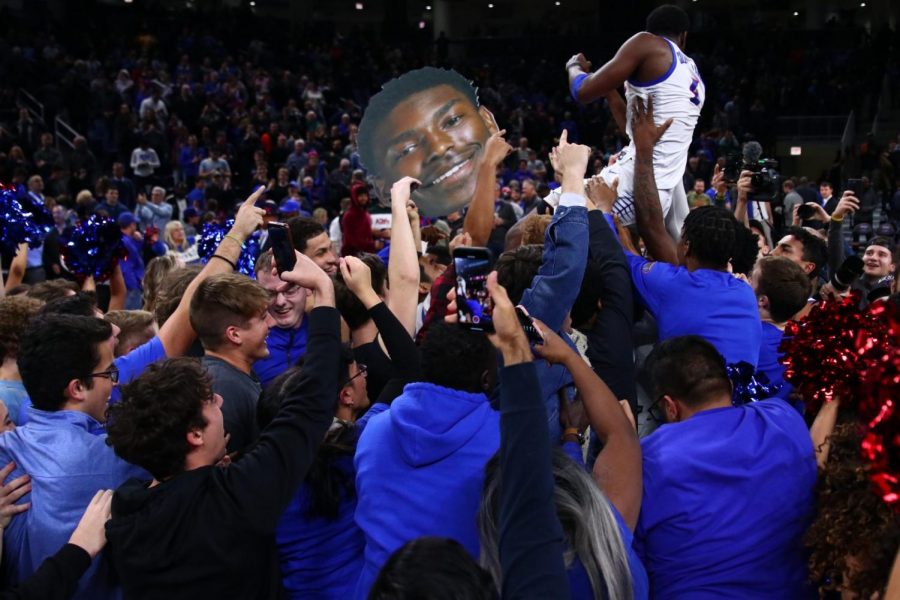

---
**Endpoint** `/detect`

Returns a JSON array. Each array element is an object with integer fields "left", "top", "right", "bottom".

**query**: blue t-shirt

[
  {"left": 636, "top": 399, "right": 817, "bottom": 599},
  {"left": 757, "top": 321, "right": 802, "bottom": 407},
  {"left": 626, "top": 253, "right": 762, "bottom": 367}
]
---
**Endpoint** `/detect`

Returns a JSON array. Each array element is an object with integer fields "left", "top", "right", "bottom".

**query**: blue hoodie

[{"left": 352, "top": 382, "right": 500, "bottom": 599}]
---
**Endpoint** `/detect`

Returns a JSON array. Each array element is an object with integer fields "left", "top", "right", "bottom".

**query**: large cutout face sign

[{"left": 358, "top": 67, "right": 499, "bottom": 218}]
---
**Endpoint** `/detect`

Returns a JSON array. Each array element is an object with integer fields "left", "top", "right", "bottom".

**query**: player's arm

[
  {"left": 631, "top": 97, "right": 679, "bottom": 265},
  {"left": 566, "top": 34, "right": 651, "bottom": 105}
]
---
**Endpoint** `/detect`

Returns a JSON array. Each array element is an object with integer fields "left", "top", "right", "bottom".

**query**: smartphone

[
  {"left": 797, "top": 204, "right": 816, "bottom": 221},
  {"left": 268, "top": 222, "right": 296, "bottom": 275},
  {"left": 847, "top": 178, "right": 863, "bottom": 197},
  {"left": 453, "top": 247, "right": 494, "bottom": 332},
  {"left": 516, "top": 306, "right": 544, "bottom": 345}
]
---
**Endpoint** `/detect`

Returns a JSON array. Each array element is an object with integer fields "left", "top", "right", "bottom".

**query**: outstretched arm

[
  {"left": 631, "top": 96, "right": 679, "bottom": 265},
  {"left": 486, "top": 275, "right": 570, "bottom": 599},
  {"left": 566, "top": 34, "right": 650, "bottom": 105},
  {"left": 464, "top": 130, "right": 512, "bottom": 246},
  {"left": 385, "top": 177, "right": 421, "bottom": 336},
  {"left": 157, "top": 187, "right": 265, "bottom": 357},
  {"left": 533, "top": 322, "right": 642, "bottom": 530},
  {"left": 519, "top": 130, "right": 590, "bottom": 331}
]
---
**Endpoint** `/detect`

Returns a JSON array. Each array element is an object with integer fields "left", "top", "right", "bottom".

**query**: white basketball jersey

[{"left": 624, "top": 37, "right": 704, "bottom": 189}]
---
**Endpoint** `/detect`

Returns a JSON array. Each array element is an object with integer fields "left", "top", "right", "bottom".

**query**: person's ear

[
  {"left": 339, "top": 385, "right": 354, "bottom": 408},
  {"left": 757, "top": 294, "right": 769, "bottom": 310},
  {"left": 224, "top": 325, "right": 241, "bottom": 346},
  {"left": 663, "top": 395, "right": 679, "bottom": 423},
  {"left": 480, "top": 369, "right": 492, "bottom": 392},
  {"left": 66, "top": 378, "right": 87, "bottom": 402},
  {"left": 801, "top": 261, "right": 815, "bottom": 275},
  {"left": 478, "top": 106, "right": 500, "bottom": 135},
  {"left": 186, "top": 428, "right": 204, "bottom": 449}
]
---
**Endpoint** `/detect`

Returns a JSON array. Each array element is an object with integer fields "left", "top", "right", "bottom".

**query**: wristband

[
  {"left": 570, "top": 73, "right": 588, "bottom": 103},
  {"left": 223, "top": 234, "right": 245, "bottom": 249},
  {"left": 562, "top": 427, "right": 585, "bottom": 445},
  {"left": 210, "top": 254, "right": 237, "bottom": 270},
  {"left": 830, "top": 214, "right": 844, "bottom": 223}
]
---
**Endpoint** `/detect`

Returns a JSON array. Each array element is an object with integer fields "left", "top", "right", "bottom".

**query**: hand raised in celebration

[
  {"left": 484, "top": 129, "right": 513, "bottom": 168},
  {"left": 229, "top": 185, "right": 266, "bottom": 241},
  {"left": 339, "top": 256, "right": 380, "bottom": 308},
  {"left": 586, "top": 176, "right": 618, "bottom": 213},
  {"left": 391, "top": 176, "right": 421, "bottom": 208}
]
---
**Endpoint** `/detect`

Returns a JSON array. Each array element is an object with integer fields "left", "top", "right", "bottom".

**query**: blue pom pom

[
  {"left": 728, "top": 361, "right": 778, "bottom": 406},
  {"left": 197, "top": 221, "right": 261, "bottom": 278},
  {"left": 62, "top": 216, "right": 126, "bottom": 282},
  {"left": 0, "top": 184, "right": 53, "bottom": 255}
]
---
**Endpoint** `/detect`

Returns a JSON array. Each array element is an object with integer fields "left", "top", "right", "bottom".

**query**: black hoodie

[{"left": 105, "top": 307, "right": 341, "bottom": 599}]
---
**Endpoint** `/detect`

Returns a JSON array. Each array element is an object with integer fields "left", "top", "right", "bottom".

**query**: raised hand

[
  {"left": 631, "top": 96, "right": 673, "bottom": 153},
  {"left": 485, "top": 272, "right": 530, "bottom": 364},
  {"left": 484, "top": 129, "right": 513, "bottom": 168},
  {"left": 391, "top": 176, "right": 421, "bottom": 208},
  {"left": 339, "top": 256, "right": 379, "bottom": 308},
  {"left": 556, "top": 129, "right": 591, "bottom": 171},
  {"left": 565, "top": 53, "right": 591, "bottom": 72},
  {"left": 833, "top": 191, "right": 860, "bottom": 219},
  {"left": 229, "top": 185, "right": 266, "bottom": 241}
]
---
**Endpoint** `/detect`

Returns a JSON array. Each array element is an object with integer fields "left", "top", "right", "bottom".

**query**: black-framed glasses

[
  {"left": 90, "top": 365, "right": 120, "bottom": 384},
  {"left": 647, "top": 395, "right": 666, "bottom": 425},
  {"left": 343, "top": 363, "right": 367, "bottom": 387}
]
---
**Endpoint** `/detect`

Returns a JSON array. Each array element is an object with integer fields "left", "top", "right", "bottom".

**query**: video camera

[{"left": 723, "top": 142, "right": 780, "bottom": 203}]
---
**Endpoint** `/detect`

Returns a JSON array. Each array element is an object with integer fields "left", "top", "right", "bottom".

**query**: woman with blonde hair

[{"left": 163, "top": 220, "right": 200, "bottom": 264}]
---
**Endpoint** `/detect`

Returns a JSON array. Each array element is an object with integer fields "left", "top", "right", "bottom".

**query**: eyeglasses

[
  {"left": 647, "top": 395, "right": 666, "bottom": 425},
  {"left": 343, "top": 363, "right": 367, "bottom": 387},
  {"left": 90, "top": 365, "right": 120, "bottom": 384}
]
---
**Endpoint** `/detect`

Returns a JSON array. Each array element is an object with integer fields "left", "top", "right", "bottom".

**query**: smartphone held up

[
  {"left": 453, "top": 246, "right": 495, "bottom": 333},
  {"left": 268, "top": 222, "right": 297, "bottom": 275}
]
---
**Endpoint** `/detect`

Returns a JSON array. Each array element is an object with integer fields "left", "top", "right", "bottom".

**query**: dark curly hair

[
  {"left": 682, "top": 206, "right": 759, "bottom": 274},
  {"left": 806, "top": 420, "right": 900, "bottom": 598},
  {"left": 421, "top": 321, "right": 495, "bottom": 393},
  {"left": 0, "top": 296, "right": 43, "bottom": 361},
  {"left": 495, "top": 244, "right": 543, "bottom": 306},
  {"left": 40, "top": 291, "right": 98, "bottom": 317},
  {"left": 334, "top": 253, "right": 387, "bottom": 330},
  {"left": 106, "top": 358, "right": 212, "bottom": 480}
]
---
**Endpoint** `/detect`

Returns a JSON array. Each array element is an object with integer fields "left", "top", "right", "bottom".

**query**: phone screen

[
  {"left": 454, "top": 249, "right": 494, "bottom": 332},
  {"left": 268, "top": 222, "right": 296, "bottom": 275}
]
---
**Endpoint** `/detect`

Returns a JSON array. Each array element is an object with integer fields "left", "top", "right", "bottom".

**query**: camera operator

[
  {"left": 733, "top": 168, "right": 774, "bottom": 247},
  {"left": 791, "top": 192, "right": 860, "bottom": 301}
]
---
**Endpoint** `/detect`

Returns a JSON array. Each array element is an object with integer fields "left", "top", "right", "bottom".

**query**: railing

[
  {"left": 775, "top": 115, "right": 849, "bottom": 140},
  {"left": 54, "top": 116, "right": 81, "bottom": 151},
  {"left": 16, "top": 88, "right": 44, "bottom": 124}
]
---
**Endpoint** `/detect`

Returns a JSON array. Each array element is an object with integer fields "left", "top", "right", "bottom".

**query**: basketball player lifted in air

[{"left": 566, "top": 4, "right": 704, "bottom": 241}]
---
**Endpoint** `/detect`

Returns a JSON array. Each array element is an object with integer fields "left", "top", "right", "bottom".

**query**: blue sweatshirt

[
  {"left": 352, "top": 382, "right": 500, "bottom": 599},
  {"left": 276, "top": 454, "right": 363, "bottom": 599}
]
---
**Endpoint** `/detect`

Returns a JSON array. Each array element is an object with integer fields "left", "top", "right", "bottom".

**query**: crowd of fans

[{"left": 0, "top": 5, "right": 897, "bottom": 600}]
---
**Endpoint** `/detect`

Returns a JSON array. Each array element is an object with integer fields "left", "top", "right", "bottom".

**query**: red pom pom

[{"left": 781, "top": 294, "right": 900, "bottom": 511}]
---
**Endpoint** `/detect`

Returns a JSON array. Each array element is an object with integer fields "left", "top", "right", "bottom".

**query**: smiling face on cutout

[{"left": 367, "top": 83, "right": 498, "bottom": 217}]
